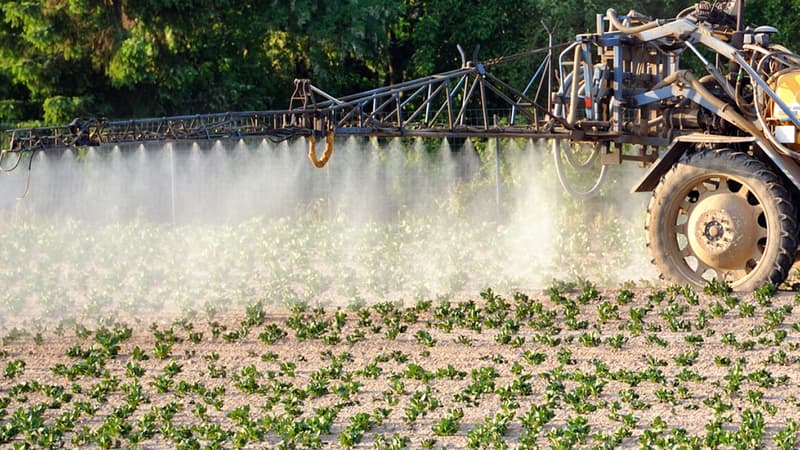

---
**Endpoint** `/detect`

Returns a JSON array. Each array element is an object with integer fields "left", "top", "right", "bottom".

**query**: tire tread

[{"left": 646, "top": 149, "right": 797, "bottom": 291}]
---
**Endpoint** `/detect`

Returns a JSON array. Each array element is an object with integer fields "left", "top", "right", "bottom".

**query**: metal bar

[
  {"left": 736, "top": 0, "right": 745, "bottom": 32},
  {"left": 456, "top": 76, "right": 480, "bottom": 127},
  {"left": 481, "top": 79, "right": 538, "bottom": 124},
  {"left": 402, "top": 81, "right": 448, "bottom": 127},
  {"left": 367, "top": 95, "right": 398, "bottom": 127},
  {"left": 461, "top": 73, "right": 470, "bottom": 126},
  {"left": 395, "top": 93, "right": 402, "bottom": 127},
  {"left": 483, "top": 72, "right": 565, "bottom": 126},
  {"left": 430, "top": 75, "right": 467, "bottom": 126},
  {"left": 445, "top": 85, "right": 453, "bottom": 128},
  {"left": 331, "top": 128, "right": 568, "bottom": 138},
  {"left": 512, "top": 56, "right": 549, "bottom": 124},
  {"left": 425, "top": 84, "right": 432, "bottom": 123},
  {"left": 336, "top": 100, "right": 369, "bottom": 127},
  {"left": 399, "top": 85, "right": 428, "bottom": 109},
  {"left": 479, "top": 79, "right": 489, "bottom": 130},
  {"left": 331, "top": 67, "right": 472, "bottom": 102}
]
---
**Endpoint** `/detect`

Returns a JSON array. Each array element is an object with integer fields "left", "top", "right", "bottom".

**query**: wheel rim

[{"left": 667, "top": 173, "right": 768, "bottom": 285}]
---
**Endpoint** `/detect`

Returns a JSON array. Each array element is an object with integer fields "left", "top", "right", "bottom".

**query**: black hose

[{"left": 0, "top": 151, "right": 23, "bottom": 172}]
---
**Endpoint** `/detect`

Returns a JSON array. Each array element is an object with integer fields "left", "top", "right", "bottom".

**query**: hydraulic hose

[
  {"left": 552, "top": 140, "right": 608, "bottom": 198},
  {"left": 653, "top": 70, "right": 764, "bottom": 138},
  {"left": 308, "top": 131, "right": 334, "bottom": 168},
  {"left": 560, "top": 140, "right": 600, "bottom": 170},
  {"left": 0, "top": 150, "right": 23, "bottom": 172},
  {"left": 606, "top": 9, "right": 660, "bottom": 34},
  {"left": 665, "top": 57, "right": 800, "bottom": 160},
  {"left": 686, "top": 72, "right": 762, "bottom": 136},
  {"left": 566, "top": 45, "right": 583, "bottom": 127}
]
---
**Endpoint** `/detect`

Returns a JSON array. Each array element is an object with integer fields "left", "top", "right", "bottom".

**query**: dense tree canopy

[{"left": 0, "top": 0, "right": 796, "bottom": 126}]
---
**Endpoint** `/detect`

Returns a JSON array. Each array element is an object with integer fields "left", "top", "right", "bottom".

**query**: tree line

[{"left": 0, "top": 0, "right": 795, "bottom": 126}]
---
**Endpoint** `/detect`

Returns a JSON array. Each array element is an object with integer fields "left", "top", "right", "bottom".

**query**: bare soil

[{"left": 2, "top": 287, "right": 800, "bottom": 448}]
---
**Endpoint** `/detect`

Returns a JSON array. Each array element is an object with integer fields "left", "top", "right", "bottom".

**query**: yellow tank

[
  {"left": 771, "top": 70, "right": 800, "bottom": 120},
  {"left": 770, "top": 70, "right": 800, "bottom": 149}
]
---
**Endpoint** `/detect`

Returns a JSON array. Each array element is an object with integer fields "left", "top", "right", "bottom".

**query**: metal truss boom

[{"left": 2, "top": 45, "right": 566, "bottom": 155}]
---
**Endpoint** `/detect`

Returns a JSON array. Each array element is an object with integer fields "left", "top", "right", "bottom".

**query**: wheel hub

[
  {"left": 687, "top": 193, "right": 758, "bottom": 270},
  {"left": 704, "top": 220, "right": 724, "bottom": 240}
]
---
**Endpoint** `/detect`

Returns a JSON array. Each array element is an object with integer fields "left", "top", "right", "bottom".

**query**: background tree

[{"left": 0, "top": 0, "right": 790, "bottom": 126}]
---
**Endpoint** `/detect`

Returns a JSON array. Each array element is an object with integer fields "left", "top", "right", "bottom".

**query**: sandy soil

[{"left": 2, "top": 287, "right": 800, "bottom": 448}]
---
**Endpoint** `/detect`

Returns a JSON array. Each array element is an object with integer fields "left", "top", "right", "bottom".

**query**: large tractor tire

[{"left": 646, "top": 149, "right": 798, "bottom": 291}]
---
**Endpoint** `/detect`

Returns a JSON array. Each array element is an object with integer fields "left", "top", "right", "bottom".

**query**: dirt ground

[{"left": 2, "top": 286, "right": 800, "bottom": 448}]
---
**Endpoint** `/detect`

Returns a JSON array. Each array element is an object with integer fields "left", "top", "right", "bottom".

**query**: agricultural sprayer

[{"left": 3, "top": 1, "right": 800, "bottom": 291}]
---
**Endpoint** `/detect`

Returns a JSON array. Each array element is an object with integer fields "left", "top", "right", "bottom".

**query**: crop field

[
  {"left": 2, "top": 141, "right": 799, "bottom": 449},
  {"left": 2, "top": 216, "right": 800, "bottom": 449},
  {"left": 2, "top": 276, "right": 800, "bottom": 448}
]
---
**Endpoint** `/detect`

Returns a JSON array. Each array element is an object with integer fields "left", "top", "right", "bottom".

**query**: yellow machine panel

[
  {"left": 770, "top": 70, "right": 800, "bottom": 149},
  {"left": 771, "top": 70, "right": 800, "bottom": 121}
]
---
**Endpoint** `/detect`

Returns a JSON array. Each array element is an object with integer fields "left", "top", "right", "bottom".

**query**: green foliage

[
  {"left": 3, "top": 282, "right": 800, "bottom": 448},
  {"left": 0, "top": 0, "right": 714, "bottom": 126},
  {"left": 704, "top": 278, "right": 732, "bottom": 296},
  {"left": 259, "top": 323, "right": 288, "bottom": 345},
  {"left": 4, "top": 359, "right": 25, "bottom": 379},
  {"left": 42, "top": 96, "right": 95, "bottom": 125}
]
